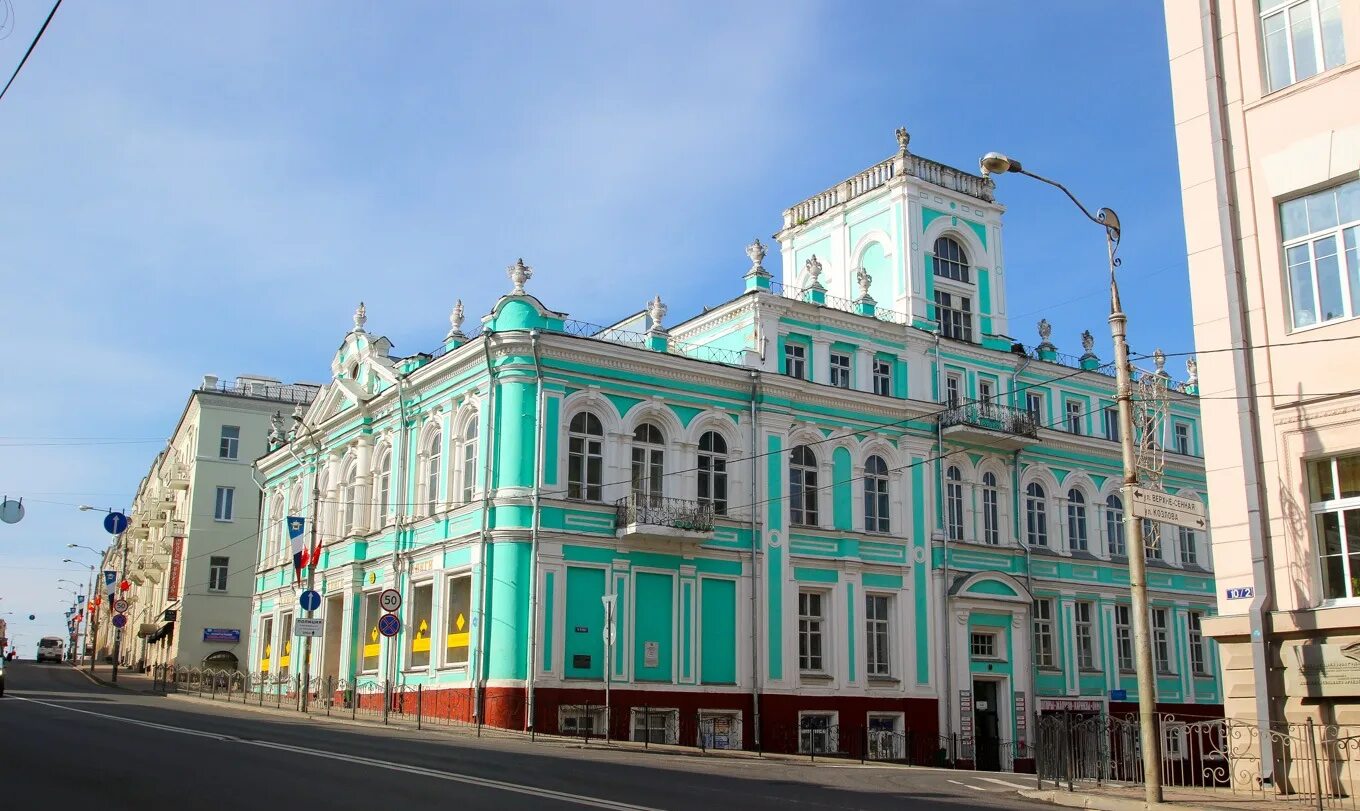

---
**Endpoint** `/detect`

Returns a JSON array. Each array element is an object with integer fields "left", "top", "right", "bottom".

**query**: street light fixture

[{"left": 981, "top": 151, "right": 1161, "bottom": 804}]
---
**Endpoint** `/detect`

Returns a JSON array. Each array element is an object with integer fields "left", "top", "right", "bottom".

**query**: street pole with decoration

[
  {"left": 278, "top": 406, "right": 324, "bottom": 712},
  {"left": 82, "top": 506, "right": 131, "bottom": 685}
]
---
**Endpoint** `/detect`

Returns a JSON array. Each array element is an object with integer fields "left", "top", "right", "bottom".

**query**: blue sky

[{"left": 0, "top": 1, "right": 1190, "bottom": 649}]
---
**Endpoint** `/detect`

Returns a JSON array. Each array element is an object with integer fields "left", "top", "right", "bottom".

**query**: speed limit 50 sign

[{"left": 379, "top": 588, "right": 401, "bottom": 613}]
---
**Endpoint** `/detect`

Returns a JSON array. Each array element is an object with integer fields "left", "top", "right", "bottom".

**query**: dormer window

[{"left": 933, "top": 236, "right": 970, "bottom": 283}]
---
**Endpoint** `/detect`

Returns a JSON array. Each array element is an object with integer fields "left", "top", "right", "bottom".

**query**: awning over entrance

[{"left": 147, "top": 622, "right": 174, "bottom": 644}]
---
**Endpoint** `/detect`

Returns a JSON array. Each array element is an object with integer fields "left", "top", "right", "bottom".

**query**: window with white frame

[
  {"left": 798, "top": 591, "right": 825, "bottom": 673},
  {"left": 945, "top": 372, "right": 963, "bottom": 409},
  {"left": 1103, "top": 407, "right": 1121, "bottom": 442},
  {"left": 1260, "top": 0, "right": 1345, "bottom": 93},
  {"left": 424, "top": 428, "right": 442, "bottom": 516},
  {"left": 1143, "top": 518, "right": 1161, "bottom": 561},
  {"left": 1115, "top": 604, "right": 1134, "bottom": 671},
  {"left": 789, "top": 445, "right": 819, "bottom": 526},
  {"left": 559, "top": 705, "right": 607, "bottom": 738},
  {"left": 697, "top": 711, "right": 742, "bottom": 750},
  {"left": 630, "top": 423, "right": 665, "bottom": 504},
  {"left": 209, "top": 556, "right": 229, "bottom": 591},
  {"left": 1174, "top": 423, "right": 1191, "bottom": 456},
  {"left": 361, "top": 591, "right": 382, "bottom": 672},
  {"left": 970, "top": 631, "right": 997, "bottom": 659},
  {"left": 1188, "top": 611, "right": 1208, "bottom": 676},
  {"left": 1034, "top": 598, "right": 1056, "bottom": 668},
  {"left": 461, "top": 416, "right": 478, "bottom": 503},
  {"left": 873, "top": 359, "right": 892, "bottom": 397},
  {"left": 266, "top": 495, "right": 283, "bottom": 563},
  {"left": 935, "top": 290, "right": 973, "bottom": 342},
  {"left": 978, "top": 379, "right": 994, "bottom": 407},
  {"left": 830, "top": 352, "right": 851, "bottom": 388},
  {"left": 1106, "top": 494, "right": 1126, "bottom": 557},
  {"left": 567, "top": 412, "right": 604, "bottom": 502},
  {"left": 214, "top": 486, "right": 235, "bottom": 521},
  {"left": 1310, "top": 453, "right": 1360, "bottom": 600},
  {"left": 1075, "top": 601, "right": 1096, "bottom": 670},
  {"left": 1281, "top": 178, "right": 1360, "bottom": 329},
  {"left": 1066, "top": 401, "right": 1084, "bottom": 435},
  {"left": 444, "top": 573, "right": 472, "bottom": 667},
  {"left": 631, "top": 708, "right": 678, "bottom": 744},
  {"left": 219, "top": 425, "right": 240, "bottom": 459},
  {"left": 1026, "top": 482, "right": 1048, "bottom": 547},
  {"left": 867, "top": 714, "right": 904, "bottom": 760},
  {"left": 799, "top": 713, "right": 837, "bottom": 754},
  {"left": 863, "top": 455, "right": 890, "bottom": 533},
  {"left": 341, "top": 463, "right": 358, "bottom": 535},
  {"left": 376, "top": 448, "right": 392, "bottom": 525},
  {"left": 1178, "top": 526, "right": 1199, "bottom": 567},
  {"left": 933, "top": 236, "right": 971, "bottom": 283},
  {"left": 697, "top": 431, "right": 728, "bottom": 516},
  {"left": 1067, "top": 489, "right": 1089, "bottom": 552},
  {"left": 784, "top": 342, "right": 807, "bottom": 380},
  {"left": 1152, "top": 607, "right": 1172, "bottom": 672},
  {"left": 409, "top": 581, "right": 433, "bottom": 668},
  {"left": 865, "top": 594, "right": 891, "bottom": 677},
  {"left": 945, "top": 465, "right": 965, "bottom": 542},
  {"left": 1026, "top": 391, "right": 1044, "bottom": 421},
  {"left": 982, "top": 472, "right": 1001, "bottom": 545}
]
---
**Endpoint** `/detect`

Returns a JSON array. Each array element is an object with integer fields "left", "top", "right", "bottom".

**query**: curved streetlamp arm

[{"left": 1012, "top": 167, "right": 1121, "bottom": 260}]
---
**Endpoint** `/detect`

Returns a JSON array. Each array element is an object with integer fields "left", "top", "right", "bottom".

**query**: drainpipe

[
  {"left": 475, "top": 329, "right": 498, "bottom": 721},
  {"left": 1200, "top": 0, "right": 1275, "bottom": 778},
  {"left": 935, "top": 330, "right": 952, "bottom": 757},
  {"left": 526, "top": 330, "right": 545, "bottom": 732},
  {"left": 748, "top": 369, "right": 763, "bottom": 748},
  {"left": 1012, "top": 448, "right": 1036, "bottom": 757}
]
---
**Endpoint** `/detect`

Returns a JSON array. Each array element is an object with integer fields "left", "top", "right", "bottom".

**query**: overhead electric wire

[{"left": 0, "top": 0, "right": 60, "bottom": 106}]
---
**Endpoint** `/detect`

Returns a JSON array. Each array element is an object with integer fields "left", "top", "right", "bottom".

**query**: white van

[{"left": 37, "top": 637, "right": 64, "bottom": 663}]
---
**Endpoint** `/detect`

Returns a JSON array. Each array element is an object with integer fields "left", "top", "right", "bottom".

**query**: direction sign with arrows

[{"left": 1128, "top": 487, "right": 1207, "bottom": 530}]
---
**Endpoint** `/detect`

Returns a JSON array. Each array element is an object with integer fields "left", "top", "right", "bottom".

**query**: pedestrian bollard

[
  {"left": 417, "top": 685, "right": 423, "bottom": 730},
  {"left": 644, "top": 704, "right": 650, "bottom": 749},
  {"left": 382, "top": 680, "right": 390, "bottom": 725}
]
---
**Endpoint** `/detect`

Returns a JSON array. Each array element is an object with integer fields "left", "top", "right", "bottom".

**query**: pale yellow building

[{"left": 1165, "top": 0, "right": 1360, "bottom": 749}]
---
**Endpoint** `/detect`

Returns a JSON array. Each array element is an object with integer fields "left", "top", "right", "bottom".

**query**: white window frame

[
  {"left": 1173, "top": 422, "right": 1191, "bottom": 456},
  {"left": 1074, "top": 601, "right": 1097, "bottom": 671},
  {"left": 1067, "top": 489, "right": 1089, "bottom": 553},
  {"left": 697, "top": 431, "right": 729, "bottom": 516},
  {"left": 945, "top": 466, "right": 965, "bottom": 542},
  {"left": 945, "top": 372, "right": 963, "bottom": 409},
  {"left": 1312, "top": 454, "right": 1360, "bottom": 602},
  {"left": 1188, "top": 611, "right": 1208, "bottom": 676},
  {"left": 1280, "top": 178, "right": 1360, "bottom": 331},
  {"left": 865, "top": 593, "right": 891, "bottom": 677},
  {"left": 1066, "top": 400, "right": 1084, "bottom": 435},
  {"left": 219, "top": 425, "right": 240, "bottom": 459},
  {"left": 1115, "top": 604, "right": 1134, "bottom": 672},
  {"left": 1103, "top": 407, "right": 1121, "bottom": 442},
  {"left": 697, "top": 710, "right": 743, "bottom": 750},
  {"left": 935, "top": 290, "right": 973, "bottom": 342},
  {"left": 798, "top": 590, "right": 827, "bottom": 674},
  {"left": 214, "top": 486, "right": 235, "bottom": 522},
  {"left": 629, "top": 423, "right": 665, "bottom": 504},
  {"left": 1152, "top": 607, "right": 1172, "bottom": 673},
  {"left": 460, "top": 415, "right": 479, "bottom": 504},
  {"left": 558, "top": 705, "right": 607, "bottom": 738},
  {"left": 784, "top": 341, "right": 807, "bottom": 380},
  {"left": 1178, "top": 526, "right": 1199, "bottom": 567},
  {"left": 1026, "top": 482, "right": 1049, "bottom": 547},
  {"left": 1259, "top": 0, "right": 1345, "bottom": 93},
  {"left": 789, "top": 446, "right": 819, "bottom": 527},
  {"left": 567, "top": 412, "right": 605, "bottom": 502},
  {"left": 863, "top": 455, "right": 890, "bottom": 533},
  {"left": 829, "top": 352, "right": 851, "bottom": 389},
  {"left": 630, "top": 707, "right": 678, "bottom": 745},
  {"left": 1027, "top": 391, "right": 1044, "bottom": 422},
  {"left": 797, "top": 711, "right": 839, "bottom": 754},
  {"left": 872, "top": 358, "right": 892, "bottom": 397},
  {"left": 424, "top": 428, "right": 443, "bottom": 516},
  {"left": 1034, "top": 598, "right": 1056, "bottom": 669},
  {"left": 981, "top": 472, "right": 1001, "bottom": 545},
  {"left": 1106, "top": 494, "right": 1127, "bottom": 557},
  {"left": 208, "top": 556, "right": 229, "bottom": 592},
  {"left": 970, "top": 631, "right": 998, "bottom": 660}
]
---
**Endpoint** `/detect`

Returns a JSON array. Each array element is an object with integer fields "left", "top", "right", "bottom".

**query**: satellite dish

[{"left": 0, "top": 498, "right": 24, "bottom": 524}]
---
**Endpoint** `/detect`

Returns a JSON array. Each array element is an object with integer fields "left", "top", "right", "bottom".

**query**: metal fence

[{"left": 1037, "top": 712, "right": 1360, "bottom": 808}]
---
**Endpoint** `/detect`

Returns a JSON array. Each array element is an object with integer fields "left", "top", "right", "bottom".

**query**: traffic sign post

[
  {"left": 377, "top": 613, "right": 401, "bottom": 638},
  {"left": 1129, "top": 487, "right": 1206, "bottom": 530},
  {"left": 112, "top": 599, "right": 128, "bottom": 614},
  {"left": 379, "top": 589, "right": 401, "bottom": 613}
]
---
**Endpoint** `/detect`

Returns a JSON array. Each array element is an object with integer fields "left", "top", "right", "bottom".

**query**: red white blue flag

[{"left": 288, "top": 516, "right": 306, "bottom": 583}]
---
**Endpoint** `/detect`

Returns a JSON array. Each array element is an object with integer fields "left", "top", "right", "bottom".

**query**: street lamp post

[
  {"left": 285, "top": 406, "right": 324, "bottom": 713},
  {"left": 81, "top": 506, "right": 129, "bottom": 684},
  {"left": 68, "top": 544, "right": 103, "bottom": 671},
  {"left": 65, "top": 559, "right": 97, "bottom": 667},
  {"left": 980, "top": 152, "right": 1163, "bottom": 804}
]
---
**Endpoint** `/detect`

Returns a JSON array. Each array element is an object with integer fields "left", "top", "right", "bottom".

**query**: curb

[
  {"left": 70, "top": 663, "right": 161, "bottom": 694},
  {"left": 1019, "top": 789, "right": 1231, "bottom": 811}
]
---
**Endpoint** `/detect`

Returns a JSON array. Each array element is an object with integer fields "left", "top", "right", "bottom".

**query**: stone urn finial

[
  {"left": 647, "top": 295, "right": 668, "bottom": 332},
  {"left": 804, "top": 255, "right": 824, "bottom": 289},
  {"left": 1037, "top": 318, "right": 1053, "bottom": 345},
  {"left": 747, "top": 238, "right": 766, "bottom": 269},
  {"left": 1154, "top": 348, "right": 1168, "bottom": 376},
  {"left": 1080, "top": 329, "right": 1095, "bottom": 356},
  {"left": 1185, "top": 356, "right": 1198, "bottom": 384},
  {"left": 353, "top": 301, "right": 367, "bottom": 333},
  {"left": 895, "top": 126, "right": 910, "bottom": 154},
  {"left": 507, "top": 258, "right": 533, "bottom": 295},
  {"left": 856, "top": 267, "right": 873, "bottom": 299},
  {"left": 446, "top": 299, "right": 466, "bottom": 340}
]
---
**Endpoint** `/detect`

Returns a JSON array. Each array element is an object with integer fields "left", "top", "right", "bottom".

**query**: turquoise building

[{"left": 249, "top": 129, "right": 1219, "bottom": 766}]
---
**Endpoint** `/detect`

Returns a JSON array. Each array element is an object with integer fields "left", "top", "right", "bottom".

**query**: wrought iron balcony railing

[
  {"left": 615, "top": 495, "right": 715, "bottom": 534},
  {"left": 939, "top": 402, "right": 1040, "bottom": 439}
]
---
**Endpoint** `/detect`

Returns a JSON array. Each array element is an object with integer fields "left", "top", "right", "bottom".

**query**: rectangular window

[
  {"left": 1115, "top": 604, "right": 1134, "bottom": 671},
  {"left": 1066, "top": 401, "right": 1084, "bottom": 435},
  {"left": 409, "top": 582, "right": 433, "bottom": 668},
  {"left": 970, "top": 632, "right": 996, "bottom": 659},
  {"left": 214, "top": 486, "right": 235, "bottom": 521},
  {"left": 559, "top": 706, "right": 606, "bottom": 738},
  {"left": 1178, "top": 527, "right": 1199, "bottom": 567},
  {"left": 798, "top": 591, "right": 825, "bottom": 673},
  {"left": 1026, "top": 391, "right": 1044, "bottom": 421},
  {"left": 1189, "top": 611, "right": 1208, "bottom": 676},
  {"left": 978, "top": 379, "right": 994, "bottom": 406},
  {"left": 1152, "top": 607, "right": 1172, "bottom": 672},
  {"left": 1310, "top": 454, "right": 1360, "bottom": 600},
  {"left": 1034, "top": 598, "right": 1055, "bottom": 668},
  {"left": 1174, "top": 423, "right": 1191, "bottom": 455},
  {"left": 798, "top": 713, "right": 837, "bottom": 754},
  {"left": 444, "top": 574, "right": 472, "bottom": 667},
  {"left": 631, "top": 709, "right": 677, "bottom": 745},
  {"left": 1260, "top": 0, "right": 1345, "bottom": 93},
  {"left": 1103, "top": 407, "right": 1121, "bottom": 442},
  {"left": 361, "top": 591, "right": 382, "bottom": 672},
  {"left": 278, "top": 613, "right": 293, "bottom": 678},
  {"left": 784, "top": 342, "right": 807, "bottom": 380},
  {"left": 208, "top": 556, "right": 229, "bottom": 591},
  {"left": 259, "top": 616, "right": 274, "bottom": 674},
  {"left": 1280, "top": 178, "right": 1360, "bottom": 329},
  {"left": 935, "top": 290, "right": 973, "bottom": 342},
  {"left": 219, "top": 425, "right": 240, "bottom": 459},
  {"left": 873, "top": 359, "right": 892, "bottom": 397},
  {"left": 829, "top": 352, "right": 851, "bottom": 388},
  {"left": 945, "top": 372, "right": 963, "bottom": 409},
  {"left": 1074, "top": 601, "right": 1096, "bottom": 670},
  {"left": 865, "top": 594, "right": 891, "bottom": 677}
]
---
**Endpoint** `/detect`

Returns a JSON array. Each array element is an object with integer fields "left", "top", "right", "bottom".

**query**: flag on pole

[
  {"left": 104, "top": 570, "right": 117, "bottom": 609},
  {"left": 287, "top": 516, "right": 307, "bottom": 584}
]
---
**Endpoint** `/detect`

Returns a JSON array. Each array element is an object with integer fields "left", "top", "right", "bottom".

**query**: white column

[
  {"left": 855, "top": 347, "right": 874, "bottom": 392},
  {"left": 811, "top": 339, "right": 831, "bottom": 386},
  {"left": 353, "top": 435, "right": 374, "bottom": 535}
]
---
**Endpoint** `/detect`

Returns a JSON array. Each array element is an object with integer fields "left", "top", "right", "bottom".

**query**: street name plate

[
  {"left": 295, "top": 617, "right": 324, "bottom": 638},
  {"left": 1129, "top": 487, "right": 1206, "bottom": 530}
]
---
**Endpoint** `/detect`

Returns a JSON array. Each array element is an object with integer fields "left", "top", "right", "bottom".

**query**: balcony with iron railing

[
  {"left": 615, "top": 495, "right": 715, "bottom": 542},
  {"left": 939, "top": 402, "right": 1040, "bottom": 450}
]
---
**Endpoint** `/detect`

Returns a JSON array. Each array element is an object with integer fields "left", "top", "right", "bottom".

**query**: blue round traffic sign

[
  {"left": 377, "top": 613, "right": 401, "bottom": 638},
  {"left": 103, "top": 511, "right": 130, "bottom": 535},
  {"left": 299, "top": 590, "right": 321, "bottom": 612},
  {"left": 111, "top": 614, "right": 127, "bottom": 629}
]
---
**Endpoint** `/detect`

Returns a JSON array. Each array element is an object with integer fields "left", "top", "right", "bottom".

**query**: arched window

[
  {"left": 1026, "top": 482, "right": 1048, "bottom": 547},
  {"left": 424, "top": 429, "right": 442, "bottom": 516},
  {"left": 317, "top": 470, "right": 331, "bottom": 538},
  {"left": 1105, "top": 494, "right": 1125, "bottom": 556},
  {"left": 461, "top": 416, "right": 479, "bottom": 503},
  {"left": 790, "top": 445, "right": 819, "bottom": 526},
  {"left": 267, "top": 495, "right": 284, "bottom": 563},
  {"left": 982, "top": 471, "right": 1000, "bottom": 545},
  {"left": 697, "top": 431, "right": 728, "bottom": 515},
  {"left": 933, "top": 236, "right": 970, "bottom": 283},
  {"left": 945, "top": 466, "right": 965, "bottom": 541},
  {"left": 375, "top": 448, "right": 392, "bottom": 525},
  {"left": 630, "top": 423, "right": 665, "bottom": 504},
  {"left": 864, "top": 455, "right": 890, "bottom": 533},
  {"left": 341, "top": 462, "right": 359, "bottom": 535},
  {"left": 568, "top": 412, "right": 604, "bottom": 502},
  {"left": 1066, "top": 488, "right": 1088, "bottom": 552}
]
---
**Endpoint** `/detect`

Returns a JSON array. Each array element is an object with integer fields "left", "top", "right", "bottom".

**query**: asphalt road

[{"left": 0, "top": 660, "right": 1046, "bottom": 810}]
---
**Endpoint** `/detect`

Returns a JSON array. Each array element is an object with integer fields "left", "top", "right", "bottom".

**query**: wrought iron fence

[
  {"left": 615, "top": 495, "right": 715, "bottom": 533},
  {"left": 940, "top": 402, "right": 1040, "bottom": 438}
]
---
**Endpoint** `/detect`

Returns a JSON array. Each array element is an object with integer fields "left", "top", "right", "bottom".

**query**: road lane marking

[
  {"left": 12, "top": 696, "right": 661, "bottom": 810},
  {"left": 976, "top": 776, "right": 1030, "bottom": 790},
  {"left": 946, "top": 779, "right": 987, "bottom": 791}
]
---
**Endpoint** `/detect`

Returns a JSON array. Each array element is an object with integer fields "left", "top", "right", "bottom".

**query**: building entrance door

[{"left": 973, "top": 678, "right": 1001, "bottom": 771}]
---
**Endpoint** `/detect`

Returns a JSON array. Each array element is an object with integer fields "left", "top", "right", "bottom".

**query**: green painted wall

[
  {"left": 633, "top": 572, "right": 674, "bottom": 682},
  {"left": 700, "top": 578, "right": 736, "bottom": 684},
  {"left": 486, "top": 541, "right": 529, "bottom": 679},
  {"left": 832, "top": 446, "right": 853, "bottom": 531}
]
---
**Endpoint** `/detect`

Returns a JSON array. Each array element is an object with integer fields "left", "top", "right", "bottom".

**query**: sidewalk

[
  {"left": 1022, "top": 783, "right": 1325, "bottom": 811},
  {"left": 77, "top": 661, "right": 160, "bottom": 694}
]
